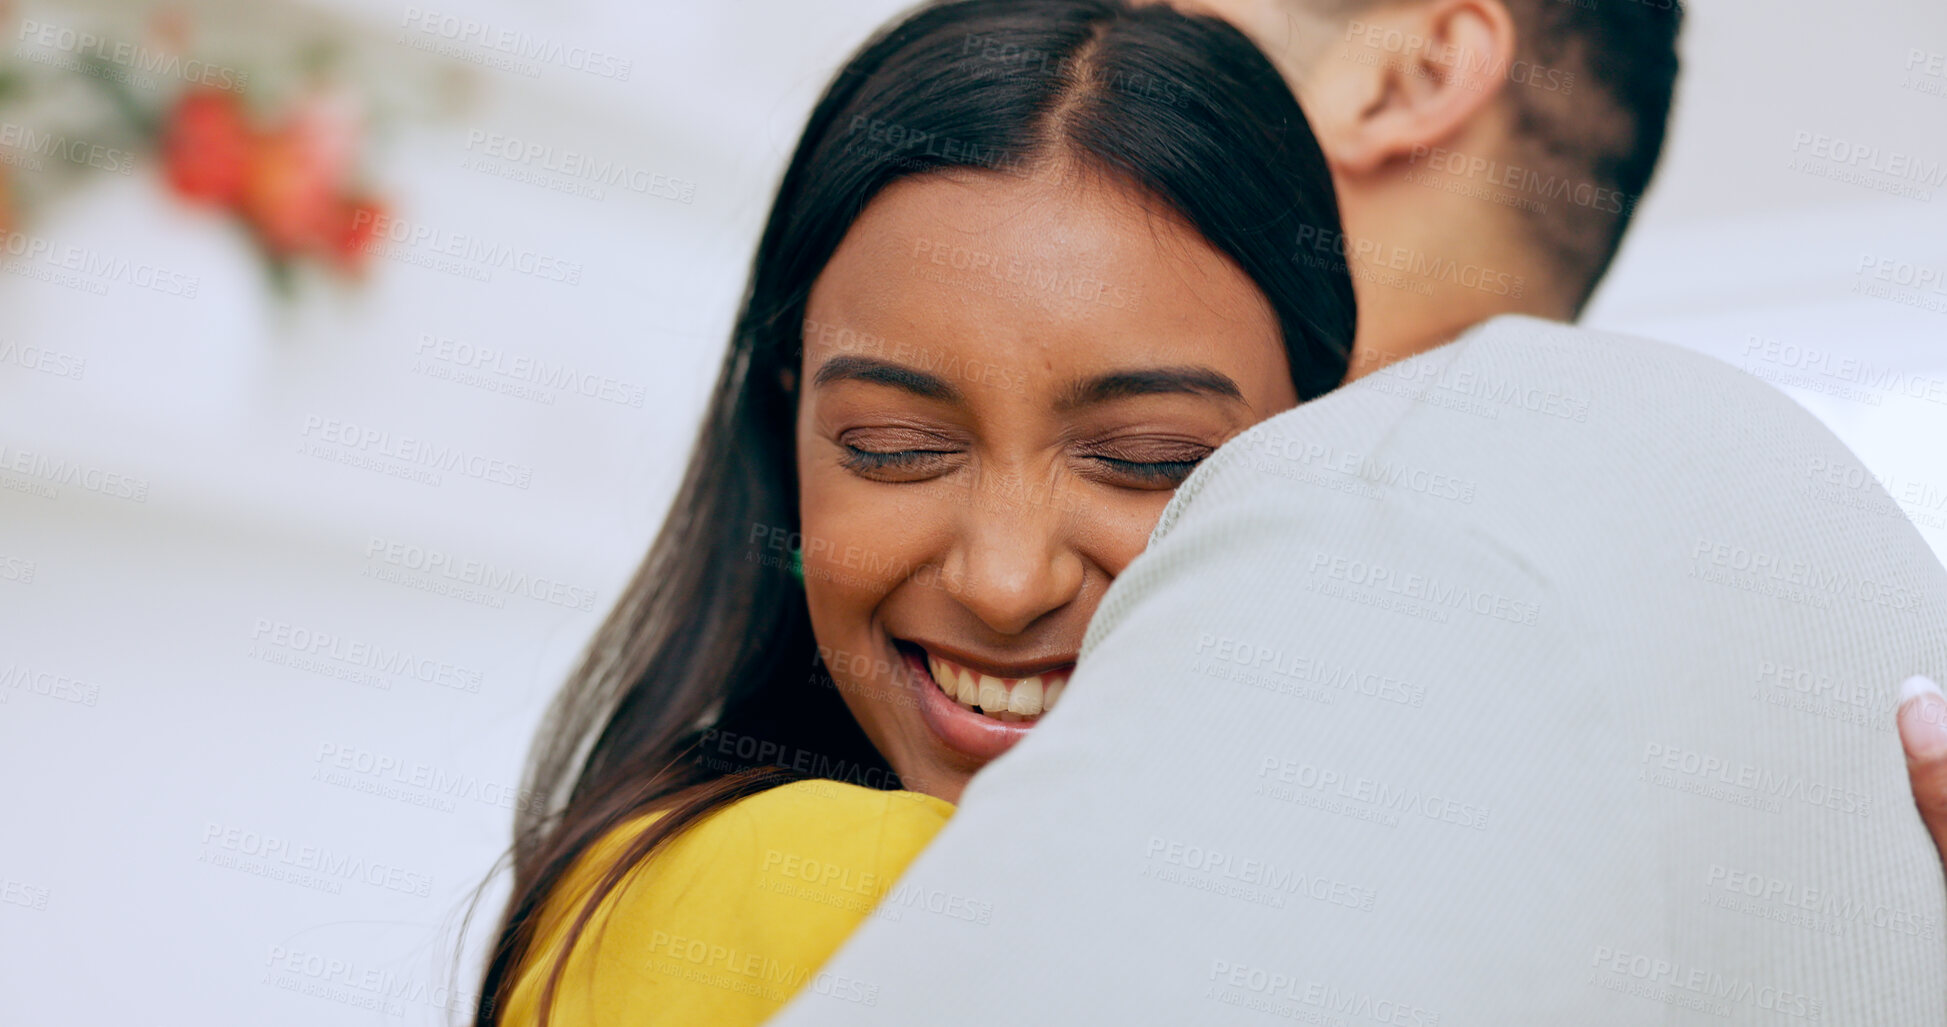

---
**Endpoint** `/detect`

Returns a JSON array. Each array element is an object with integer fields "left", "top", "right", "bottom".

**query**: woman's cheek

[
  {"left": 1084, "top": 487, "right": 1181, "bottom": 577},
  {"left": 798, "top": 467, "right": 937, "bottom": 624},
  {"left": 797, "top": 470, "right": 947, "bottom": 763}
]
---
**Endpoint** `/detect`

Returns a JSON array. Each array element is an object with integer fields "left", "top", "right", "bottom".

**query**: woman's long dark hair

[{"left": 472, "top": 1, "right": 1355, "bottom": 1022}]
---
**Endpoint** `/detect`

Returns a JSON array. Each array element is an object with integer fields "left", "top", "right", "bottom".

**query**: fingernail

[{"left": 1897, "top": 676, "right": 1947, "bottom": 760}]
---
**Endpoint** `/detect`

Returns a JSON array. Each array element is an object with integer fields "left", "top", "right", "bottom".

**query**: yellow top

[{"left": 500, "top": 778, "right": 954, "bottom": 1027}]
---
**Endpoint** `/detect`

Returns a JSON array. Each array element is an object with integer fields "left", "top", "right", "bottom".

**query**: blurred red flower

[
  {"left": 242, "top": 126, "right": 334, "bottom": 255},
  {"left": 331, "top": 197, "right": 386, "bottom": 273},
  {"left": 159, "top": 84, "right": 383, "bottom": 280},
  {"left": 161, "top": 90, "right": 252, "bottom": 206},
  {"left": 243, "top": 93, "right": 363, "bottom": 256}
]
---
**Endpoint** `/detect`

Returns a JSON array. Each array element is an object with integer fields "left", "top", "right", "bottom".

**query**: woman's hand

[{"left": 1897, "top": 676, "right": 1947, "bottom": 864}]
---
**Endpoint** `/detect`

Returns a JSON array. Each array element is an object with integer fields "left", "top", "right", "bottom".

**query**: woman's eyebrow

[
  {"left": 812, "top": 355, "right": 961, "bottom": 401},
  {"left": 1057, "top": 366, "right": 1245, "bottom": 410}
]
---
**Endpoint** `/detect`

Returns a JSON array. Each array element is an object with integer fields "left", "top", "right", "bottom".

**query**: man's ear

[{"left": 1304, "top": 0, "right": 1517, "bottom": 176}]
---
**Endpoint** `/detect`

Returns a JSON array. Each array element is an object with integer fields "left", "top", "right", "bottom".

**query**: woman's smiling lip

[
  {"left": 892, "top": 639, "right": 1077, "bottom": 763},
  {"left": 897, "top": 638, "right": 1077, "bottom": 681}
]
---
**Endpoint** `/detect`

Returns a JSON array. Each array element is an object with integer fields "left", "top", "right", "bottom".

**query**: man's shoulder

[
  {"left": 1205, "top": 313, "right": 1905, "bottom": 564},
  {"left": 1394, "top": 313, "right": 1780, "bottom": 413},
  {"left": 1338, "top": 314, "right": 1841, "bottom": 469}
]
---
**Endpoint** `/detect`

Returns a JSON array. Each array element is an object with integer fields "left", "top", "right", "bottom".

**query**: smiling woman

[
  {"left": 472, "top": 1, "right": 1354, "bottom": 1024},
  {"left": 800, "top": 168, "right": 1302, "bottom": 782}
]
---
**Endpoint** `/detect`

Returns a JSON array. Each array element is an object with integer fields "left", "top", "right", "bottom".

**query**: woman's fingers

[{"left": 1897, "top": 675, "right": 1947, "bottom": 862}]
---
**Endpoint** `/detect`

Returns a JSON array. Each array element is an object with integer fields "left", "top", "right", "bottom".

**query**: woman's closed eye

[
  {"left": 1075, "top": 438, "right": 1216, "bottom": 490},
  {"left": 835, "top": 425, "right": 967, "bottom": 482},
  {"left": 1085, "top": 454, "right": 1206, "bottom": 487},
  {"left": 839, "top": 443, "right": 960, "bottom": 480},
  {"left": 841, "top": 446, "right": 1206, "bottom": 486},
  {"left": 834, "top": 430, "right": 1217, "bottom": 489}
]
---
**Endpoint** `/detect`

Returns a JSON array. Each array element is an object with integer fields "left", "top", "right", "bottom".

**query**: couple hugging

[{"left": 473, "top": 2, "right": 1947, "bottom": 1024}]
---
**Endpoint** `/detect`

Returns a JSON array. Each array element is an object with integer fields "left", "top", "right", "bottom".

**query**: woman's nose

[{"left": 940, "top": 485, "right": 1087, "bottom": 637}]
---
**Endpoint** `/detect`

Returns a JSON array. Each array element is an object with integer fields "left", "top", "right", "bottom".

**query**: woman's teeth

[{"left": 926, "top": 653, "right": 1069, "bottom": 720}]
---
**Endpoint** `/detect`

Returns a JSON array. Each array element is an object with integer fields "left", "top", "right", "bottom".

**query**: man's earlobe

[{"left": 1320, "top": 0, "right": 1517, "bottom": 176}]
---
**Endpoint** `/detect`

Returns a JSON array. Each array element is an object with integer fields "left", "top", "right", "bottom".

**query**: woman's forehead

[{"left": 804, "top": 171, "right": 1283, "bottom": 382}]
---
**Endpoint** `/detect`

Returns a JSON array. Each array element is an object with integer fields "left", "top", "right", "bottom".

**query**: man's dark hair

[{"left": 1307, "top": 0, "right": 1683, "bottom": 312}]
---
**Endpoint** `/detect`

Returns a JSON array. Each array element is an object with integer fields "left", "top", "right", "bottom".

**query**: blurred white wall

[
  {"left": 0, "top": 0, "right": 1943, "bottom": 1022},
  {"left": 1585, "top": 0, "right": 1947, "bottom": 560}
]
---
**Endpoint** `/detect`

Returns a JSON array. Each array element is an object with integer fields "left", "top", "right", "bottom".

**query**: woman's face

[{"left": 796, "top": 168, "right": 1299, "bottom": 802}]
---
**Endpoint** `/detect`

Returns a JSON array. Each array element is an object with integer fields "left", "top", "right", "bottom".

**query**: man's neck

[
  {"left": 1330, "top": 160, "right": 1579, "bottom": 381},
  {"left": 1347, "top": 306, "right": 1498, "bottom": 380},
  {"left": 1342, "top": 261, "right": 1574, "bottom": 381}
]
